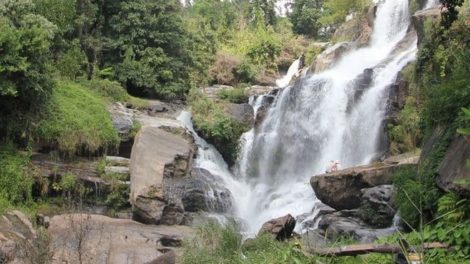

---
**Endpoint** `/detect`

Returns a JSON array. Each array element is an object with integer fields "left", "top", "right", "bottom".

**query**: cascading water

[
  {"left": 181, "top": 0, "right": 438, "bottom": 236},
  {"left": 276, "top": 58, "right": 301, "bottom": 88}
]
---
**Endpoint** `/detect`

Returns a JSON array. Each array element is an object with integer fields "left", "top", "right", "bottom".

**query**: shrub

[
  {"left": 188, "top": 89, "right": 249, "bottom": 165},
  {"left": 217, "top": 88, "right": 248, "bottom": 104},
  {"left": 35, "top": 81, "right": 120, "bottom": 157},
  {"left": 209, "top": 53, "right": 241, "bottom": 85},
  {"left": 0, "top": 144, "right": 34, "bottom": 213},
  {"left": 80, "top": 78, "right": 130, "bottom": 102}
]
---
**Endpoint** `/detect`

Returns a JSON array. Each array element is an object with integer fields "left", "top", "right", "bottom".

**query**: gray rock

[
  {"left": 48, "top": 214, "right": 193, "bottom": 264},
  {"left": 225, "top": 103, "right": 254, "bottom": 127},
  {"left": 358, "top": 185, "right": 396, "bottom": 228},
  {"left": 203, "top": 85, "right": 234, "bottom": 99},
  {"left": 0, "top": 211, "right": 37, "bottom": 264},
  {"left": 311, "top": 42, "right": 353, "bottom": 73},
  {"left": 310, "top": 160, "right": 417, "bottom": 210},
  {"left": 145, "top": 250, "right": 176, "bottom": 264},
  {"left": 130, "top": 127, "right": 194, "bottom": 224},
  {"left": 437, "top": 136, "right": 470, "bottom": 197},
  {"left": 109, "top": 102, "right": 134, "bottom": 136},
  {"left": 106, "top": 156, "right": 130, "bottom": 167},
  {"left": 258, "top": 214, "right": 296, "bottom": 241}
]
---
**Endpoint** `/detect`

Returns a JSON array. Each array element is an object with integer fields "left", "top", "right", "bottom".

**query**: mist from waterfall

[{"left": 181, "top": 0, "right": 428, "bottom": 236}]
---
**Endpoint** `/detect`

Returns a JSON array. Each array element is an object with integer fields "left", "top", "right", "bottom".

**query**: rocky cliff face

[{"left": 437, "top": 136, "right": 470, "bottom": 197}]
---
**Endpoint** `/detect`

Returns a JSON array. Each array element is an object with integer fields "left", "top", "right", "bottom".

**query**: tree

[
  {"left": 250, "top": 0, "right": 277, "bottom": 26},
  {"left": 106, "top": 0, "right": 194, "bottom": 99},
  {"left": 289, "top": 0, "right": 323, "bottom": 37},
  {"left": 0, "top": 0, "right": 57, "bottom": 138},
  {"left": 320, "top": 0, "right": 369, "bottom": 25}
]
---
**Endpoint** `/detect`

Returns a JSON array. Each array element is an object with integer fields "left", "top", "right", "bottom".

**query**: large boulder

[
  {"left": 437, "top": 136, "right": 470, "bottom": 197},
  {"left": 310, "top": 160, "right": 417, "bottom": 210},
  {"left": 332, "top": 16, "right": 373, "bottom": 46},
  {"left": 0, "top": 211, "right": 37, "bottom": 264},
  {"left": 258, "top": 214, "right": 296, "bottom": 241},
  {"left": 311, "top": 42, "right": 353, "bottom": 73},
  {"left": 130, "top": 126, "right": 194, "bottom": 224},
  {"left": 358, "top": 185, "right": 396, "bottom": 228},
  {"left": 48, "top": 214, "right": 193, "bottom": 264}
]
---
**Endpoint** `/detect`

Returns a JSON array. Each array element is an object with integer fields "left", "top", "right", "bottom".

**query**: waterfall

[
  {"left": 182, "top": 0, "right": 432, "bottom": 236},
  {"left": 276, "top": 58, "right": 301, "bottom": 88},
  {"left": 233, "top": 0, "right": 417, "bottom": 235},
  {"left": 425, "top": 0, "right": 440, "bottom": 9}
]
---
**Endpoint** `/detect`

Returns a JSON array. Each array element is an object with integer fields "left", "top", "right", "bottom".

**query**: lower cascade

[{"left": 181, "top": 0, "right": 436, "bottom": 236}]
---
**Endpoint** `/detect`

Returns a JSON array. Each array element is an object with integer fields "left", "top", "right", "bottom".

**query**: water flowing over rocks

[
  {"left": 258, "top": 214, "right": 296, "bottom": 241},
  {"left": 437, "top": 136, "right": 470, "bottom": 197},
  {"left": 310, "top": 158, "right": 418, "bottom": 210},
  {"left": 48, "top": 214, "right": 193, "bottom": 264},
  {"left": 311, "top": 42, "right": 353, "bottom": 73}
]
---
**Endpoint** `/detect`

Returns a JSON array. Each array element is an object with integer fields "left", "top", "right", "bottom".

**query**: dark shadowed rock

[
  {"left": 160, "top": 235, "right": 183, "bottom": 247},
  {"left": 258, "top": 214, "right": 296, "bottom": 241},
  {"left": 437, "top": 136, "right": 470, "bottom": 197},
  {"left": 358, "top": 185, "right": 395, "bottom": 228},
  {"left": 145, "top": 250, "right": 176, "bottom": 264},
  {"left": 310, "top": 160, "right": 417, "bottom": 210}
]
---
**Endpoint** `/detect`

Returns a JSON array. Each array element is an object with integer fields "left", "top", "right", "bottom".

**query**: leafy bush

[
  {"left": 35, "top": 81, "right": 120, "bottom": 157},
  {"left": 209, "top": 53, "right": 241, "bottom": 85},
  {"left": 188, "top": 89, "right": 249, "bottom": 165},
  {"left": 80, "top": 78, "right": 130, "bottom": 102},
  {"left": 388, "top": 97, "right": 422, "bottom": 154},
  {"left": 0, "top": 144, "right": 34, "bottom": 213},
  {"left": 218, "top": 88, "right": 248, "bottom": 104}
]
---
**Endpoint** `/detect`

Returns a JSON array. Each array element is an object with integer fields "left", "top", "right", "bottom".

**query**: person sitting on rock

[
  {"left": 331, "top": 160, "right": 340, "bottom": 172},
  {"left": 325, "top": 160, "right": 335, "bottom": 173}
]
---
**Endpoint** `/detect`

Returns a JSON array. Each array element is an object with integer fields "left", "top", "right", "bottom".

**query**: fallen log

[{"left": 311, "top": 242, "right": 449, "bottom": 256}]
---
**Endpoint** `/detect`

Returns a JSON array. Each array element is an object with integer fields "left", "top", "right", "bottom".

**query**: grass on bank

[{"left": 34, "top": 81, "right": 120, "bottom": 157}]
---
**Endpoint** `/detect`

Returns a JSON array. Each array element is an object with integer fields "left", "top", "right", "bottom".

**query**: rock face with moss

[
  {"left": 130, "top": 126, "right": 194, "bottom": 224},
  {"left": 437, "top": 136, "right": 470, "bottom": 196},
  {"left": 0, "top": 211, "right": 37, "bottom": 263}
]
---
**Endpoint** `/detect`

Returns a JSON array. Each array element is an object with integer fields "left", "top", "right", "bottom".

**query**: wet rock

[
  {"left": 181, "top": 168, "right": 233, "bottom": 213},
  {"left": 109, "top": 102, "right": 134, "bottom": 137},
  {"left": 148, "top": 103, "right": 168, "bottom": 116},
  {"left": 224, "top": 103, "right": 254, "bottom": 127},
  {"left": 318, "top": 212, "right": 396, "bottom": 243},
  {"left": 437, "top": 136, "right": 470, "bottom": 197},
  {"left": 311, "top": 42, "right": 353, "bottom": 73},
  {"left": 258, "top": 214, "right": 296, "bottom": 241},
  {"left": 246, "top": 85, "right": 276, "bottom": 97},
  {"left": 358, "top": 185, "right": 395, "bottom": 228},
  {"left": 105, "top": 166, "right": 130, "bottom": 179},
  {"left": 310, "top": 159, "right": 418, "bottom": 210},
  {"left": 130, "top": 126, "right": 194, "bottom": 224},
  {"left": 412, "top": 7, "right": 442, "bottom": 45},
  {"left": 160, "top": 203, "right": 185, "bottom": 225},
  {"left": 333, "top": 17, "right": 373, "bottom": 46},
  {"left": 48, "top": 214, "right": 193, "bottom": 264},
  {"left": 36, "top": 214, "right": 50, "bottom": 229}
]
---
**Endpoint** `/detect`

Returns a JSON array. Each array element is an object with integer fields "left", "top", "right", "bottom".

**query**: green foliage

[
  {"left": 0, "top": 144, "right": 34, "bottom": 213},
  {"left": 0, "top": 0, "right": 57, "bottom": 139},
  {"left": 80, "top": 78, "right": 130, "bottom": 102},
  {"left": 56, "top": 41, "right": 87, "bottom": 80},
  {"left": 320, "top": 0, "right": 370, "bottom": 26},
  {"left": 33, "top": 0, "right": 76, "bottom": 33},
  {"left": 188, "top": 89, "right": 249, "bottom": 165},
  {"left": 289, "top": 0, "right": 323, "bottom": 37},
  {"left": 437, "top": 193, "right": 470, "bottom": 223},
  {"left": 457, "top": 107, "right": 470, "bottom": 135},
  {"left": 35, "top": 81, "right": 119, "bottom": 156},
  {"left": 388, "top": 97, "right": 422, "bottom": 154},
  {"left": 218, "top": 88, "right": 248, "bottom": 104},
  {"left": 183, "top": 222, "right": 315, "bottom": 264},
  {"left": 247, "top": 30, "right": 281, "bottom": 67}
]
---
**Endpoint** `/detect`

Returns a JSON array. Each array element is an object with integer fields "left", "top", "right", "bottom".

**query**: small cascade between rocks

[
  {"left": 180, "top": 0, "right": 440, "bottom": 236},
  {"left": 276, "top": 58, "right": 301, "bottom": 88}
]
